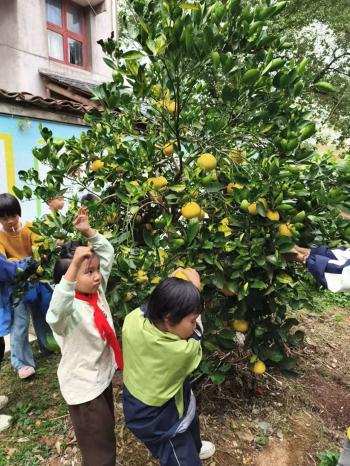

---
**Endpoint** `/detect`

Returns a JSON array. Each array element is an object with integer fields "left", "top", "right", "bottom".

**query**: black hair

[
  {"left": 53, "top": 240, "right": 83, "bottom": 284},
  {"left": 148, "top": 277, "right": 202, "bottom": 326},
  {"left": 0, "top": 193, "right": 21, "bottom": 218},
  {"left": 81, "top": 193, "right": 99, "bottom": 203}
]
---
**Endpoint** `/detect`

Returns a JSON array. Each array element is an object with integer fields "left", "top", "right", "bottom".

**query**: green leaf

[
  {"left": 251, "top": 279, "right": 267, "bottom": 289},
  {"left": 242, "top": 68, "right": 260, "bottom": 84},
  {"left": 123, "top": 50, "right": 143, "bottom": 60},
  {"left": 210, "top": 373, "right": 226, "bottom": 384},
  {"left": 262, "top": 58, "right": 286, "bottom": 75},
  {"left": 169, "top": 184, "right": 186, "bottom": 192},
  {"left": 186, "top": 219, "right": 200, "bottom": 245},
  {"left": 143, "top": 229, "right": 154, "bottom": 248},
  {"left": 103, "top": 57, "right": 117, "bottom": 70},
  {"left": 277, "top": 241, "right": 295, "bottom": 253},
  {"left": 179, "top": 2, "right": 200, "bottom": 10},
  {"left": 276, "top": 274, "right": 293, "bottom": 284},
  {"left": 314, "top": 81, "right": 337, "bottom": 93},
  {"left": 213, "top": 272, "right": 224, "bottom": 289},
  {"left": 12, "top": 186, "right": 23, "bottom": 200},
  {"left": 300, "top": 123, "right": 316, "bottom": 141}
]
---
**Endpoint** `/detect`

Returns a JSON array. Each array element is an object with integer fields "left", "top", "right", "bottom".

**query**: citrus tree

[{"left": 17, "top": 0, "right": 350, "bottom": 380}]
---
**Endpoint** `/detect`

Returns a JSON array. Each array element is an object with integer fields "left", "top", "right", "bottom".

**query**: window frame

[{"left": 46, "top": 0, "right": 87, "bottom": 70}]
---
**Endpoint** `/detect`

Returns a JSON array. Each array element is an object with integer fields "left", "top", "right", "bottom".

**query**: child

[
  {"left": 47, "top": 196, "right": 65, "bottom": 214},
  {"left": 286, "top": 244, "right": 350, "bottom": 466},
  {"left": 46, "top": 207, "right": 122, "bottom": 466},
  {"left": 287, "top": 244, "right": 350, "bottom": 292},
  {"left": 0, "top": 193, "right": 52, "bottom": 379},
  {"left": 122, "top": 268, "right": 215, "bottom": 465}
]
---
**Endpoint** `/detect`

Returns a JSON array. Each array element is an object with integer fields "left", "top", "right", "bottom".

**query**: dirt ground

[{"left": 1, "top": 305, "right": 349, "bottom": 466}]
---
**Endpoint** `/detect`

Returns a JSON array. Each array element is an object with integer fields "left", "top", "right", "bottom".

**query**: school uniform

[
  {"left": 306, "top": 246, "right": 350, "bottom": 292},
  {"left": 46, "top": 233, "right": 122, "bottom": 466},
  {"left": 122, "top": 306, "right": 204, "bottom": 466}
]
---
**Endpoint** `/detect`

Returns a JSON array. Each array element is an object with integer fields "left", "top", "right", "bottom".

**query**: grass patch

[{"left": 0, "top": 344, "right": 67, "bottom": 465}]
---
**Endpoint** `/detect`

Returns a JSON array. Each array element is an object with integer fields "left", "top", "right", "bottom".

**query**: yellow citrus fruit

[
  {"left": 151, "top": 276, "right": 161, "bottom": 285},
  {"left": 220, "top": 284, "right": 236, "bottom": 297},
  {"left": 279, "top": 223, "right": 293, "bottom": 237},
  {"left": 91, "top": 160, "right": 104, "bottom": 172},
  {"left": 181, "top": 202, "right": 201, "bottom": 219},
  {"left": 258, "top": 198, "right": 268, "bottom": 209},
  {"left": 135, "top": 270, "right": 148, "bottom": 283},
  {"left": 252, "top": 360, "right": 266, "bottom": 375},
  {"left": 163, "top": 142, "right": 175, "bottom": 156},
  {"left": 130, "top": 180, "right": 140, "bottom": 187},
  {"left": 347, "top": 427, "right": 350, "bottom": 440},
  {"left": 248, "top": 203, "right": 258, "bottom": 215},
  {"left": 232, "top": 320, "right": 249, "bottom": 333},
  {"left": 227, "top": 182, "right": 244, "bottom": 193},
  {"left": 174, "top": 271, "right": 189, "bottom": 281},
  {"left": 166, "top": 101, "right": 176, "bottom": 113},
  {"left": 266, "top": 210, "right": 280, "bottom": 221},
  {"left": 124, "top": 292, "right": 134, "bottom": 302},
  {"left": 197, "top": 153, "right": 217, "bottom": 171},
  {"left": 148, "top": 176, "right": 168, "bottom": 190}
]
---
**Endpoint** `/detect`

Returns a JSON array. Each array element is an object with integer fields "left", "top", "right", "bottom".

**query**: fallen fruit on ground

[{"left": 252, "top": 360, "right": 266, "bottom": 375}]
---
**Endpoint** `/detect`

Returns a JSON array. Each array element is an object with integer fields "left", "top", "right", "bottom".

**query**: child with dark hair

[
  {"left": 122, "top": 268, "right": 215, "bottom": 466},
  {"left": 80, "top": 193, "right": 99, "bottom": 204},
  {"left": 0, "top": 193, "right": 52, "bottom": 379},
  {"left": 46, "top": 207, "right": 123, "bottom": 466}
]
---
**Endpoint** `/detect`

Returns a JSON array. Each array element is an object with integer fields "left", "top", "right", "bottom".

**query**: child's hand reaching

[
  {"left": 284, "top": 245, "right": 311, "bottom": 264},
  {"left": 65, "top": 245, "right": 94, "bottom": 282},
  {"left": 71, "top": 246, "right": 94, "bottom": 267},
  {"left": 73, "top": 207, "right": 95, "bottom": 238}
]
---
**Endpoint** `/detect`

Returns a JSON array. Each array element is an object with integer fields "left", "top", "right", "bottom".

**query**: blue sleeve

[
  {"left": 310, "top": 246, "right": 347, "bottom": 259},
  {"left": 0, "top": 254, "right": 18, "bottom": 284},
  {"left": 307, "top": 247, "right": 350, "bottom": 292}
]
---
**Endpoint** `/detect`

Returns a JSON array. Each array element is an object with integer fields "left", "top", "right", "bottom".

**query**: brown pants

[{"left": 68, "top": 383, "right": 116, "bottom": 466}]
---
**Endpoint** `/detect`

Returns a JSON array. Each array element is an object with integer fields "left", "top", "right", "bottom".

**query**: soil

[{"left": 1, "top": 306, "right": 349, "bottom": 466}]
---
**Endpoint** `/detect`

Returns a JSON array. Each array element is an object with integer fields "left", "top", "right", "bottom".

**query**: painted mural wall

[{"left": 0, "top": 114, "right": 86, "bottom": 220}]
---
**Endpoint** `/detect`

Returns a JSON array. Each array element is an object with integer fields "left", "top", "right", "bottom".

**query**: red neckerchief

[{"left": 75, "top": 292, "right": 123, "bottom": 370}]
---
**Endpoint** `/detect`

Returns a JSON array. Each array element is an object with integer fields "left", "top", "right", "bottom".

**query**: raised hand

[{"left": 73, "top": 207, "right": 95, "bottom": 238}]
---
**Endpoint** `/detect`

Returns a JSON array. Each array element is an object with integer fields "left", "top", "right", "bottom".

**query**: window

[{"left": 46, "top": 0, "right": 87, "bottom": 68}]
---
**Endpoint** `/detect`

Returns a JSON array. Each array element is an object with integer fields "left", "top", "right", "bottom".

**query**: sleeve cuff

[{"left": 87, "top": 232, "right": 100, "bottom": 243}]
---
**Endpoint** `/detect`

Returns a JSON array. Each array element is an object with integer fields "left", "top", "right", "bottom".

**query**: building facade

[
  {"left": 0, "top": 0, "right": 117, "bottom": 219},
  {"left": 0, "top": 0, "right": 116, "bottom": 98}
]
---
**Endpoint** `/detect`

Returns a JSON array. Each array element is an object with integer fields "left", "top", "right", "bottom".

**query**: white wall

[{"left": 0, "top": 0, "right": 116, "bottom": 96}]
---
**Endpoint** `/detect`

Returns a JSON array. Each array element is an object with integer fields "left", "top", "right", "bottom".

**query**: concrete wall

[{"left": 0, "top": 0, "right": 116, "bottom": 96}]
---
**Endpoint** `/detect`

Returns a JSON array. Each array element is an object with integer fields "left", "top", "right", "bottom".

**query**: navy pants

[{"left": 145, "top": 413, "right": 202, "bottom": 466}]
